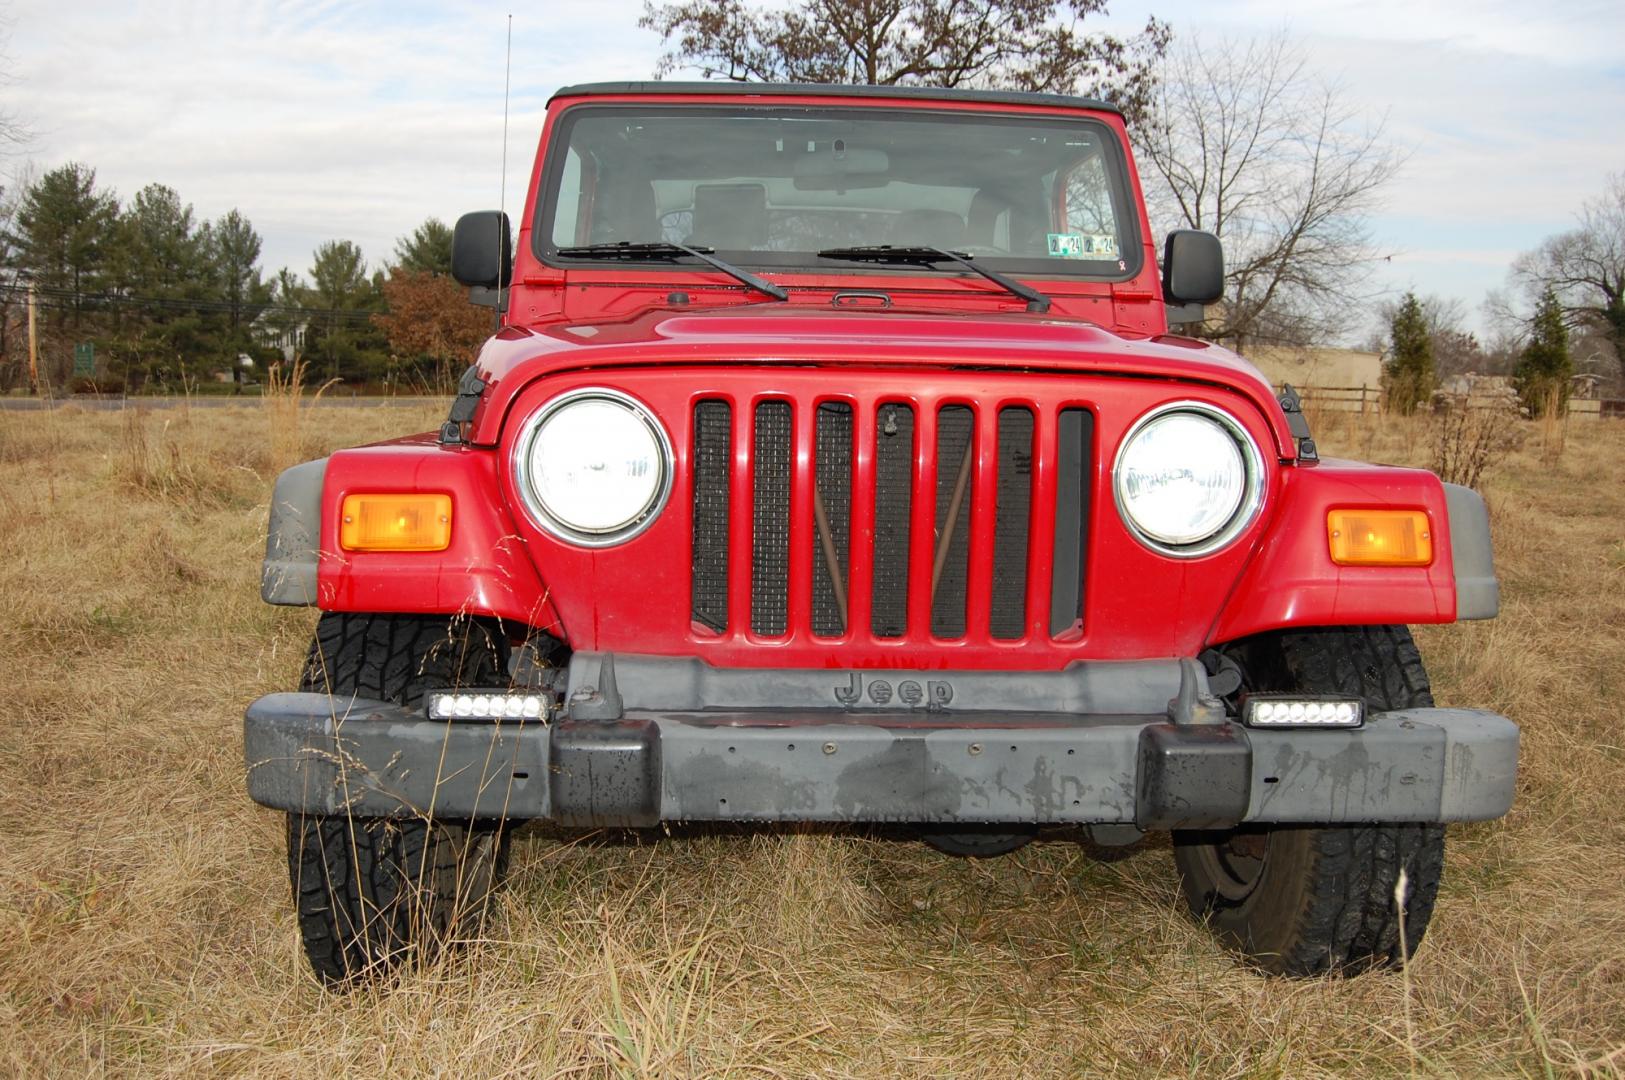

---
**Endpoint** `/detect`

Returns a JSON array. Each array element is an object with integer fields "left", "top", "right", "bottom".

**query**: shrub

[
  {"left": 1430, "top": 391, "right": 1520, "bottom": 489},
  {"left": 68, "top": 375, "right": 127, "bottom": 396}
]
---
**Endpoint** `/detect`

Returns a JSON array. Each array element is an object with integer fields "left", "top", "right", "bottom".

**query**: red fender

[
  {"left": 1207, "top": 457, "right": 1457, "bottom": 646},
  {"left": 315, "top": 435, "right": 564, "bottom": 635}
]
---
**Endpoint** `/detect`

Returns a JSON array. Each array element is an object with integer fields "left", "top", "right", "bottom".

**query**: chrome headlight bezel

[
  {"left": 1111, "top": 400, "right": 1266, "bottom": 559},
  {"left": 510, "top": 386, "right": 674, "bottom": 548}
]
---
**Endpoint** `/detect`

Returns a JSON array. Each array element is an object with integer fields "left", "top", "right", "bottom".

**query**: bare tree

[
  {"left": 0, "top": 7, "right": 29, "bottom": 154},
  {"left": 1137, "top": 34, "right": 1401, "bottom": 351},
  {"left": 1509, "top": 173, "right": 1625, "bottom": 380},
  {"left": 640, "top": 0, "right": 1171, "bottom": 122}
]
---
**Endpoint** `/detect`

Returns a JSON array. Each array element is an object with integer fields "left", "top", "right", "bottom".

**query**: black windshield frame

[{"left": 532, "top": 103, "right": 1144, "bottom": 283}]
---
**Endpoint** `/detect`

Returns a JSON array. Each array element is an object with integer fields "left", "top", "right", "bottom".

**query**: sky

[{"left": 4, "top": 0, "right": 1623, "bottom": 342}]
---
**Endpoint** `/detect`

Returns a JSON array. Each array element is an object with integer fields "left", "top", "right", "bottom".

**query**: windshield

[{"left": 538, "top": 104, "right": 1139, "bottom": 278}]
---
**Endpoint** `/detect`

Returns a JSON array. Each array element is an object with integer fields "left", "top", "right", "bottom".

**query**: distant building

[
  {"left": 1571, "top": 372, "right": 1604, "bottom": 400},
  {"left": 1242, "top": 345, "right": 1384, "bottom": 411}
]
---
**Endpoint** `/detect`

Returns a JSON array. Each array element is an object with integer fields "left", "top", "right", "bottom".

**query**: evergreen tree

[
  {"left": 305, "top": 240, "right": 386, "bottom": 383},
  {"left": 393, "top": 218, "right": 455, "bottom": 276},
  {"left": 1383, "top": 292, "right": 1435, "bottom": 415},
  {"left": 1514, "top": 288, "right": 1572, "bottom": 417},
  {"left": 15, "top": 164, "right": 119, "bottom": 367},
  {"left": 112, "top": 183, "right": 212, "bottom": 386},
  {"left": 260, "top": 267, "right": 308, "bottom": 362},
  {"left": 205, "top": 209, "right": 273, "bottom": 377}
]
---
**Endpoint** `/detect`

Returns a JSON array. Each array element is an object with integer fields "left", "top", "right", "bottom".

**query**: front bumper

[{"left": 244, "top": 693, "right": 1518, "bottom": 828}]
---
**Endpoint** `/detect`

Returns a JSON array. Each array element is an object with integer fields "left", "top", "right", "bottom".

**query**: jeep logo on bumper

[{"left": 833, "top": 673, "right": 953, "bottom": 710}]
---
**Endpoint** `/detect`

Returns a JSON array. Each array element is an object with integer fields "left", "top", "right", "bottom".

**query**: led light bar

[
  {"left": 1243, "top": 696, "right": 1364, "bottom": 728},
  {"left": 426, "top": 690, "right": 549, "bottom": 722}
]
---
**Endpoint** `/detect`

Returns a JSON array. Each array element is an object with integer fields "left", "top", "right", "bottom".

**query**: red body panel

[
  {"left": 315, "top": 379, "right": 1457, "bottom": 669},
  {"left": 460, "top": 309, "right": 1300, "bottom": 462},
  {"left": 307, "top": 85, "right": 1465, "bottom": 668},
  {"left": 315, "top": 435, "right": 563, "bottom": 634},
  {"left": 1209, "top": 458, "right": 1456, "bottom": 643}
]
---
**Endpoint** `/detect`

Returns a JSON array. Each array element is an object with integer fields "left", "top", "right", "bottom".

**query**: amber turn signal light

[
  {"left": 1326, "top": 509, "right": 1432, "bottom": 566},
  {"left": 339, "top": 494, "right": 452, "bottom": 552}
]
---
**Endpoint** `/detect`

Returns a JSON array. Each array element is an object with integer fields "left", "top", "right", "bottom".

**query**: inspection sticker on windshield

[{"left": 1048, "top": 232, "right": 1118, "bottom": 259}]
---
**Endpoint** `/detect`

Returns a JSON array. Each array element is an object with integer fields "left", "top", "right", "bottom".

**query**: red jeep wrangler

[{"left": 246, "top": 82, "right": 1516, "bottom": 985}]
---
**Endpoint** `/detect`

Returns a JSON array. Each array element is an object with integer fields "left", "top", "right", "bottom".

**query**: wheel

[
  {"left": 921, "top": 825, "right": 1038, "bottom": 857},
  {"left": 286, "top": 612, "right": 513, "bottom": 985},
  {"left": 1173, "top": 626, "right": 1446, "bottom": 976}
]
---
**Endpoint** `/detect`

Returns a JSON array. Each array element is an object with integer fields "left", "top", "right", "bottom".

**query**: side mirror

[
  {"left": 452, "top": 211, "right": 513, "bottom": 290},
  {"left": 1162, "top": 229, "right": 1224, "bottom": 305}
]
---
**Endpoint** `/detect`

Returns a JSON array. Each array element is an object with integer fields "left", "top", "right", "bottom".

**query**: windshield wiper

[
  {"left": 554, "top": 242, "right": 789, "bottom": 301},
  {"left": 816, "top": 245, "right": 1051, "bottom": 313}
]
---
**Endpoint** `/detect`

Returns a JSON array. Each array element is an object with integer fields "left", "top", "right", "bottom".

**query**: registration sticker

[
  {"left": 1047, "top": 232, "right": 1118, "bottom": 259},
  {"left": 1048, "top": 232, "right": 1085, "bottom": 257}
]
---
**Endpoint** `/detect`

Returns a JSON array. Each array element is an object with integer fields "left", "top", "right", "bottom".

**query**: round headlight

[
  {"left": 1113, "top": 402, "right": 1264, "bottom": 557},
  {"left": 514, "top": 388, "right": 672, "bottom": 546}
]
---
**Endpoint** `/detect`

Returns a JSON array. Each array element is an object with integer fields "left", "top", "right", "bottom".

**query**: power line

[{"left": 0, "top": 282, "right": 382, "bottom": 324}]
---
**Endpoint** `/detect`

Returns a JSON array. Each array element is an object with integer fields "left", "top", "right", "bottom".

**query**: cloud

[
  {"left": 6, "top": 0, "right": 1622, "bottom": 342},
  {"left": 6, "top": 0, "right": 663, "bottom": 275}
]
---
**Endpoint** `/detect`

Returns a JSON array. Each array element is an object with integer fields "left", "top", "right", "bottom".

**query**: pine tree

[
  {"left": 305, "top": 241, "right": 387, "bottom": 383},
  {"left": 1384, "top": 292, "right": 1435, "bottom": 415},
  {"left": 1514, "top": 288, "right": 1572, "bottom": 417},
  {"left": 112, "top": 183, "right": 213, "bottom": 387},
  {"left": 15, "top": 164, "right": 119, "bottom": 371},
  {"left": 393, "top": 218, "right": 455, "bottom": 276},
  {"left": 206, "top": 209, "right": 272, "bottom": 375}
]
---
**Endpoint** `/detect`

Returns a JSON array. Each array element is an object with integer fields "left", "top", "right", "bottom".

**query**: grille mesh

[
  {"left": 931, "top": 405, "right": 974, "bottom": 638},
  {"left": 690, "top": 400, "right": 731, "bottom": 633},
  {"left": 991, "top": 407, "right": 1034, "bottom": 639},
  {"left": 750, "top": 401, "right": 792, "bottom": 635},
  {"left": 870, "top": 403, "right": 914, "bottom": 639},
  {"left": 811, "top": 402, "right": 853, "bottom": 637}
]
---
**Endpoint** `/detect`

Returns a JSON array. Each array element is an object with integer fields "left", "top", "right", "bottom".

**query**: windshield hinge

[
  {"left": 1277, "top": 384, "right": 1318, "bottom": 462},
  {"left": 439, "top": 365, "right": 488, "bottom": 445}
]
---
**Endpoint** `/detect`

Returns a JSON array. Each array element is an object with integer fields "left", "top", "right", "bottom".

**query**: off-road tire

[
  {"left": 1173, "top": 626, "right": 1445, "bottom": 976},
  {"left": 286, "top": 612, "right": 513, "bottom": 985}
]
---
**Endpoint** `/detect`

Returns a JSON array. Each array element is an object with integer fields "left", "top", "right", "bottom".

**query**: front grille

[{"left": 690, "top": 394, "right": 1092, "bottom": 644}]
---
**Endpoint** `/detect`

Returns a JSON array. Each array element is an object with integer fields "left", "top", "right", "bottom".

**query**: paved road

[{"left": 0, "top": 396, "right": 446, "bottom": 411}]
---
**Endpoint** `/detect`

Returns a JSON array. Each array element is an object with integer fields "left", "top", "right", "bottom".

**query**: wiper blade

[
  {"left": 554, "top": 241, "right": 789, "bottom": 301},
  {"left": 816, "top": 245, "right": 1051, "bottom": 313}
]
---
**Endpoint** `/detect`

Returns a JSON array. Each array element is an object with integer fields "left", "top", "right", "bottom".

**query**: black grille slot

[
  {"left": 931, "top": 405, "right": 975, "bottom": 638},
  {"left": 690, "top": 400, "right": 732, "bottom": 633},
  {"left": 1050, "top": 408, "right": 1093, "bottom": 636},
  {"left": 811, "top": 402, "right": 852, "bottom": 637},
  {"left": 990, "top": 407, "right": 1034, "bottom": 640},
  {"left": 871, "top": 403, "right": 914, "bottom": 638},
  {"left": 751, "top": 401, "right": 792, "bottom": 636}
]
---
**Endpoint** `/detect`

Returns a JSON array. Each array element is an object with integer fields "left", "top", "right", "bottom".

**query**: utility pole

[{"left": 27, "top": 280, "right": 40, "bottom": 396}]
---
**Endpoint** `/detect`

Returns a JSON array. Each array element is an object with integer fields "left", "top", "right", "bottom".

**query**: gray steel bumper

[{"left": 244, "top": 694, "right": 1518, "bottom": 828}]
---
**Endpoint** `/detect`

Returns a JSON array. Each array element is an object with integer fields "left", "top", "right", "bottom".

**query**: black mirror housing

[
  {"left": 452, "top": 211, "right": 514, "bottom": 289},
  {"left": 1162, "top": 229, "right": 1224, "bottom": 305}
]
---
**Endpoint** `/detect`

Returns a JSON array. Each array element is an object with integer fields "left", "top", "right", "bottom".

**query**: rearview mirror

[
  {"left": 1162, "top": 229, "right": 1224, "bottom": 305},
  {"left": 793, "top": 147, "right": 891, "bottom": 191},
  {"left": 452, "top": 211, "right": 513, "bottom": 290}
]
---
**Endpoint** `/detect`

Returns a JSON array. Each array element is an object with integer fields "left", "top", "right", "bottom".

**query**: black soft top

[{"left": 549, "top": 81, "right": 1121, "bottom": 116}]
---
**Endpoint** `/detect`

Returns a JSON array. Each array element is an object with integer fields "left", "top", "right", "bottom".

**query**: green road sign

[{"left": 73, "top": 342, "right": 95, "bottom": 376}]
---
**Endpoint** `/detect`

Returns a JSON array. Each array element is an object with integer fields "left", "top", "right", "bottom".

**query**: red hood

[{"left": 464, "top": 305, "right": 1296, "bottom": 458}]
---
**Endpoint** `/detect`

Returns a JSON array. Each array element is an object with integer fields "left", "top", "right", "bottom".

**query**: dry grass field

[{"left": 0, "top": 399, "right": 1622, "bottom": 1078}]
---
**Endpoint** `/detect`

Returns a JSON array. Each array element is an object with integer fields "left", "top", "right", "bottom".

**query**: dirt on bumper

[{"left": 244, "top": 693, "right": 1517, "bottom": 828}]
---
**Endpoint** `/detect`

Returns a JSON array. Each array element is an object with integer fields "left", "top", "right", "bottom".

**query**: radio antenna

[{"left": 496, "top": 13, "right": 513, "bottom": 328}]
